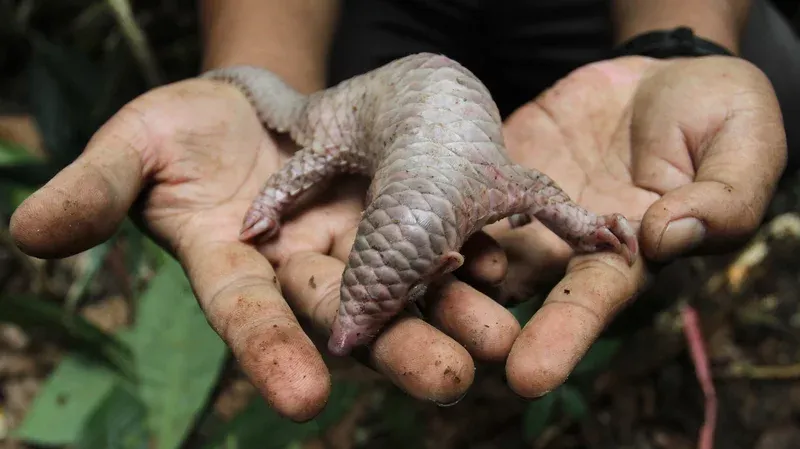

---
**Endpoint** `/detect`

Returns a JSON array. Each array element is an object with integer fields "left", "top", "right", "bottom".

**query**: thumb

[
  {"left": 634, "top": 62, "right": 787, "bottom": 262},
  {"left": 10, "top": 104, "right": 152, "bottom": 259}
]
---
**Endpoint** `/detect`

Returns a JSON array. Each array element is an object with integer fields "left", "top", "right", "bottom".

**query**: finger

[
  {"left": 505, "top": 253, "right": 646, "bottom": 398},
  {"left": 179, "top": 236, "right": 331, "bottom": 422},
  {"left": 278, "top": 251, "right": 475, "bottom": 405},
  {"left": 633, "top": 60, "right": 787, "bottom": 262},
  {"left": 424, "top": 275, "right": 521, "bottom": 363},
  {"left": 454, "top": 230, "right": 508, "bottom": 286},
  {"left": 10, "top": 106, "right": 152, "bottom": 258}
]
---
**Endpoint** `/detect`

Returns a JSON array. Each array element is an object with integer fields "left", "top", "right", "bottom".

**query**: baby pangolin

[{"left": 201, "top": 52, "right": 639, "bottom": 357}]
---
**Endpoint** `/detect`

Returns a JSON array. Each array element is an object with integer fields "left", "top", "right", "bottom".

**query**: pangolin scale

[{"left": 201, "top": 53, "right": 638, "bottom": 357}]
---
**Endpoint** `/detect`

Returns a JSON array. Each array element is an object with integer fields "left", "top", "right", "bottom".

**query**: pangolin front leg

[
  {"left": 238, "top": 147, "right": 360, "bottom": 241},
  {"left": 201, "top": 66, "right": 369, "bottom": 241}
]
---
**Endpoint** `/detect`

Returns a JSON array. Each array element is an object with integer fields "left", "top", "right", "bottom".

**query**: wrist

[
  {"left": 612, "top": 27, "right": 736, "bottom": 60},
  {"left": 202, "top": 40, "right": 326, "bottom": 94},
  {"left": 611, "top": 0, "right": 751, "bottom": 55},
  {"left": 199, "top": 0, "right": 340, "bottom": 93}
]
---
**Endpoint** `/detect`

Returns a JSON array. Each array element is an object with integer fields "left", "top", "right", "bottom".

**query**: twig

[
  {"left": 104, "top": 0, "right": 163, "bottom": 86},
  {"left": 681, "top": 304, "right": 717, "bottom": 449},
  {"left": 717, "top": 362, "right": 800, "bottom": 380}
]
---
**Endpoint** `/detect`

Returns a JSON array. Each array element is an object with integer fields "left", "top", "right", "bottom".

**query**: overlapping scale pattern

[{"left": 202, "top": 53, "right": 638, "bottom": 357}]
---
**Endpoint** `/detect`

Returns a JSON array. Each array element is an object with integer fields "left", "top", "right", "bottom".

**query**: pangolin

[{"left": 201, "top": 53, "right": 638, "bottom": 357}]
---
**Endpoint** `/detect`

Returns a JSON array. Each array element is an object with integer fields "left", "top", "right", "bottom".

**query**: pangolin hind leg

[{"left": 503, "top": 165, "right": 639, "bottom": 265}]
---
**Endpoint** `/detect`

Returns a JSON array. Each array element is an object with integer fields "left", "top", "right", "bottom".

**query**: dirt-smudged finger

[
  {"left": 426, "top": 276, "right": 521, "bottom": 363},
  {"left": 278, "top": 251, "right": 475, "bottom": 405},
  {"left": 505, "top": 255, "right": 643, "bottom": 398},
  {"left": 11, "top": 106, "right": 151, "bottom": 259},
  {"left": 180, "top": 238, "right": 331, "bottom": 422}
]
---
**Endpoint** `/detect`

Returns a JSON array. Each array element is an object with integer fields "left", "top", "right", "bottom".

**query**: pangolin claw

[
  {"left": 594, "top": 213, "right": 638, "bottom": 266},
  {"left": 239, "top": 210, "right": 279, "bottom": 242}
]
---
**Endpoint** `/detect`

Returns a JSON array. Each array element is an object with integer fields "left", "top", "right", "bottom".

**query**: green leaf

[
  {"left": 521, "top": 392, "right": 556, "bottom": 443},
  {"left": 0, "top": 139, "right": 56, "bottom": 188},
  {"left": 0, "top": 295, "right": 135, "bottom": 379},
  {"left": 121, "top": 256, "right": 228, "bottom": 449},
  {"left": 558, "top": 385, "right": 589, "bottom": 420},
  {"left": 12, "top": 354, "right": 119, "bottom": 445},
  {"left": 142, "top": 238, "right": 172, "bottom": 271},
  {"left": 508, "top": 298, "right": 539, "bottom": 326},
  {"left": 203, "top": 380, "right": 361, "bottom": 449},
  {"left": 7, "top": 184, "right": 36, "bottom": 209},
  {"left": 572, "top": 338, "right": 621, "bottom": 375},
  {"left": 75, "top": 384, "right": 150, "bottom": 449},
  {"left": 0, "top": 138, "right": 40, "bottom": 165},
  {"left": 0, "top": 181, "right": 37, "bottom": 217},
  {"left": 65, "top": 240, "right": 115, "bottom": 313}
]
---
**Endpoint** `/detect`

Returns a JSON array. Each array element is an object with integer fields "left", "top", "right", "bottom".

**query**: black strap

[{"left": 612, "top": 26, "right": 736, "bottom": 59}]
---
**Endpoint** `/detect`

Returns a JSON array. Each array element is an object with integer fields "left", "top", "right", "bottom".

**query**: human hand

[
  {"left": 9, "top": 78, "right": 521, "bottom": 421},
  {"left": 481, "top": 55, "right": 786, "bottom": 398}
]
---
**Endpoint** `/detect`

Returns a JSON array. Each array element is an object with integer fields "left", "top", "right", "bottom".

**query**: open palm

[
  {"left": 486, "top": 55, "right": 786, "bottom": 398},
  {"left": 11, "top": 77, "right": 521, "bottom": 421}
]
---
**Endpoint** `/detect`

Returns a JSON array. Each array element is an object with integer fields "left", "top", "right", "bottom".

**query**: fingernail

[
  {"left": 521, "top": 389, "right": 552, "bottom": 402},
  {"left": 658, "top": 217, "right": 706, "bottom": 260},
  {"left": 431, "top": 388, "right": 469, "bottom": 407}
]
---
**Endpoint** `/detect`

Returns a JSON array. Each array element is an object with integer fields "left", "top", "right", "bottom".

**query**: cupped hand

[
  {"left": 9, "top": 78, "right": 521, "bottom": 421},
  {"left": 483, "top": 55, "right": 787, "bottom": 398}
]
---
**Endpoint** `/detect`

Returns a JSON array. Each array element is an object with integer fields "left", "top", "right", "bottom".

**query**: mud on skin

[{"left": 201, "top": 52, "right": 639, "bottom": 356}]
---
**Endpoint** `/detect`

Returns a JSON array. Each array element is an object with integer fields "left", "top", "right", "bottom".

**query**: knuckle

[
  {"left": 561, "top": 263, "right": 635, "bottom": 314},
  {"left": 204, "top": 275, "right": 290, "bottom": 343},
  {"left": 430, "top": 292, "right": 519, "bottom": 362},
  {"left": 229, "top": 310, "right": 296, "bottom": 352},
  {"left": 314, "top": 279, "right": 342, "bottom": 326},
  {"left": 97, "top": 103, "right": 154, "bottom": 168},
  {"left": 280, "top": 252, "right": 343, "bottom": 327}
]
